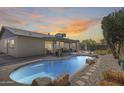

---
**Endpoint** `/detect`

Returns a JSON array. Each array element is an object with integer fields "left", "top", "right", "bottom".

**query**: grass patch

[{"left": 94, "top": 50, "right": 111, "bottom": 55}]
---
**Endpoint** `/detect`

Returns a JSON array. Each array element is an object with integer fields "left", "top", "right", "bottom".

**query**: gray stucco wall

[{"left": 16, "top": 36, "right": 45, "bottom": 57}]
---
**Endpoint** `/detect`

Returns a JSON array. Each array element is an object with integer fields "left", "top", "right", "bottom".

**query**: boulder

[
  {"left": 53, "top": 74, "right": 70, "bottom": 86},
  {"left": 31, "top": 77, "right": 52, "bottom": 86},
  {"left": 86, "top": 58, "right": 96, "bottom": 65}
]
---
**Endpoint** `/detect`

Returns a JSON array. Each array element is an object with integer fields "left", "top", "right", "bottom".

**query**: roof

[
  {"left": 0, "top": 26, "right": 79, "bottom": 43},
  {"left": 2, "top": 26, "right": 55, "bottom": 38}
]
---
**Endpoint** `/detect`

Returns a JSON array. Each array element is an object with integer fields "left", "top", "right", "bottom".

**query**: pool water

[{"left": 9, "top": 56, "right": 90, "bottom": 85}]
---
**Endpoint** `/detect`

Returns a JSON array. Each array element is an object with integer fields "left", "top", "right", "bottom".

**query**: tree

[
  {"left": 80, "top": 39, "right": 96, "bottom": 51},
  {"left": 101, "top": 8, "right": 124, "bottom": 58},
  {"left": 100, "top": 39, "right": 107, "bottom": 44}
]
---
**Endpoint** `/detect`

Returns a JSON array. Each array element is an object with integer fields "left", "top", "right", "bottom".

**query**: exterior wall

[
  {"left": 0, "top": 36, "right": 18, "bottom": 57},
  {"left": 16, "top": 36, "right": 45, "bottom": 57}
]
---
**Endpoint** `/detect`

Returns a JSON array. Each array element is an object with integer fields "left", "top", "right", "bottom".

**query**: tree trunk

[{"left": 108, "top": 40, "right": 119, "bottom": 59}]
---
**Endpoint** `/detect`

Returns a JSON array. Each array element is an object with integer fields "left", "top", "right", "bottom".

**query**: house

[{"left": 0, "top": 26, "right": 79, "bottom": 57}]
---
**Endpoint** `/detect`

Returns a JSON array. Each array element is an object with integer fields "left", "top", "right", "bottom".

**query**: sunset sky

[{"left": 0, "top": 7, "right": 121, "bottom": 42}]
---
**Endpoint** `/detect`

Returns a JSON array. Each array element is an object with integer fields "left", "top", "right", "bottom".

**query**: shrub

[
  {"left": 99, "top": 80, "right": 120, "bottom": 86},
  {"left": 53, "top": 74, "right": 70, "bottom": 86},
  {"left": 119, "top": 55, "right": 124, "bottom": 62}
]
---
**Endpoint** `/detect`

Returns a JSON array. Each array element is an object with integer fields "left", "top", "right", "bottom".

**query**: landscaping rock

[
  {"left": 76, "top": 80, "right": 85, "bottom": 86},
  {"left": 53, "top": 74, "right": 70, "bottom": 86},
  {"left": 86, "top": 58, "right": 96, "bottom": 65},
  {"left": 81, "top": 76, "right": 89, "bottom": 80},
  {"left": 31, "top": 77, "right": 52, "bottom": 86}
]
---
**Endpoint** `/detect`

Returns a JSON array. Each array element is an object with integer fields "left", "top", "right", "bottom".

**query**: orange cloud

[
  {"left": 50, "top": 19, "right": 99, "bottom": 36},
  {"left": 35, "top": 25, "right": 48, "bottom": 29},
  {"left": 27, "top": 13, "right": 43, "bottom": 19},
  {"left": 34, "top": 18, "right": 99, "bottom": 36}
]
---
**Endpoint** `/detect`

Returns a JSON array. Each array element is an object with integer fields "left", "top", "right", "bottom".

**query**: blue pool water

[{"left": 9, "top": 56, "right": 91, "bottom": 85}]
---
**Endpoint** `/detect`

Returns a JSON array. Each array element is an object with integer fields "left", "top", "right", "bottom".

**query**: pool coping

[{"left": 70, "top": 56, "right": 101, "bottom": 86}]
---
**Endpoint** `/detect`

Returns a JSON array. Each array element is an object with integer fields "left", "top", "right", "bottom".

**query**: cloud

[
  {"left": 27, "top": 13, "right": 43, "bottom": 19},
  {"left": 50, "top": 19, "right": 99, "bottom": 36},
  {"left": 0, "top": 8, "right": 29, "bottom": 26},
  {"left": 35, "top": 25, "right": 48, "bottom": 29},
  {"left": 34, "top": 18, "right": 100, "bottom": 37},
  {"left": 47, "top": 8, "right": 66, "bottom": 13}
]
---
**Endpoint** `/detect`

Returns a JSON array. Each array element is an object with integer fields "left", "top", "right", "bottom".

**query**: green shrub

[{"left": 119, "top": 55, "right": 124, "bottom": 61}]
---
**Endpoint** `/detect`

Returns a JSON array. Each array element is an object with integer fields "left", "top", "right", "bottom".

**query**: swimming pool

[{"left": 9, "top": 56, "right": 91, "bottom": 85}]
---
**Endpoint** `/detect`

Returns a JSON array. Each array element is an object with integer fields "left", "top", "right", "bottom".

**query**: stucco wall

[{"left": 16, "top": 36, "right": 45, "bottom": 57}]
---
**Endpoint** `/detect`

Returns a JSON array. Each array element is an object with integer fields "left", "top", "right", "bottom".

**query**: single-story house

[{"left": 0, "top": 26, "right": 79, "bottom": 57}]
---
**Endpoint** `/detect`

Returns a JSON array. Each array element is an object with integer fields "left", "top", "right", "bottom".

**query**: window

[{"left": 9, "top": 40, "right": 15, "bottom": 48}]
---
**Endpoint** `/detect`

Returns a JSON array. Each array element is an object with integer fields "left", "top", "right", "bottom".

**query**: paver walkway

[{"left": 71, "top": 54, "right": 123, "bottom": 86}]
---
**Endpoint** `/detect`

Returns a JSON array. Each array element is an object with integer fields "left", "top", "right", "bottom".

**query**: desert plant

[
  {"left": 99, "top": 80, "right": 121, "bottom": 86},
  {"left": 99, "top": 70, "right": 124, "bottom": 85},
  {"left": 53, "top": 74, "right": 70, "bottom": 86}
]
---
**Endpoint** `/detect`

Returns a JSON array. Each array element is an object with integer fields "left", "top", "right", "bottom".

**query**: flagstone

[{"left": 76, "top": 80, "right": 85, "bottom": 86}]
